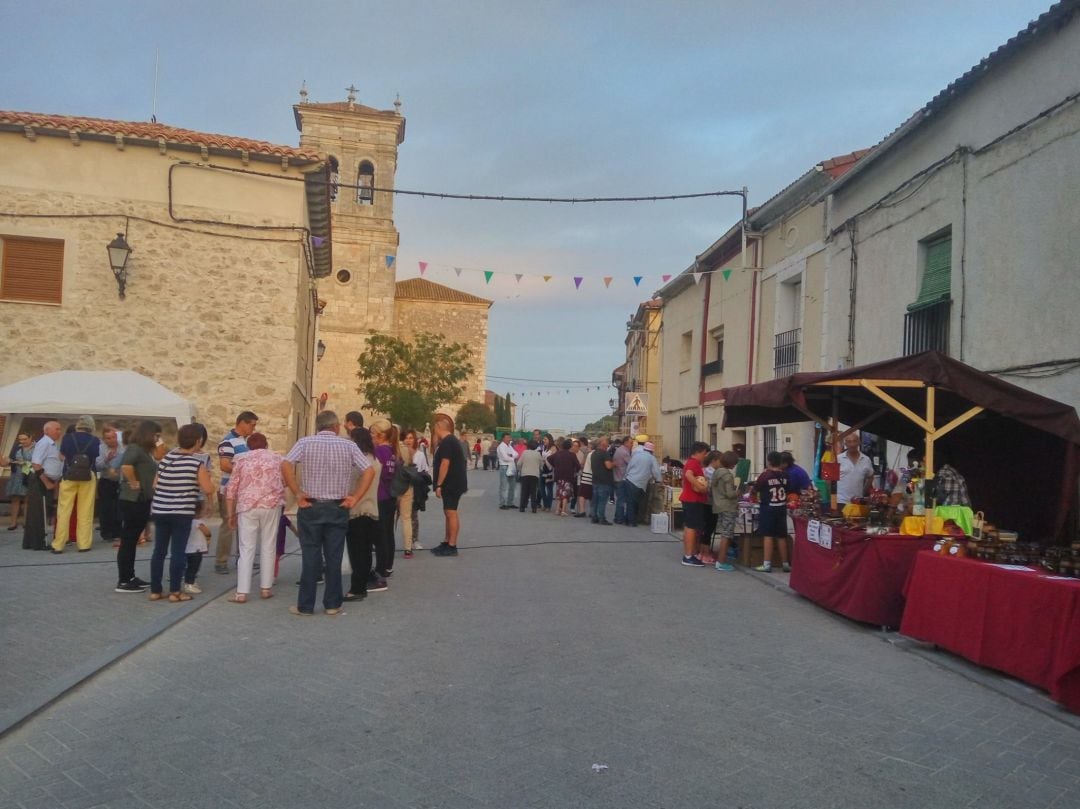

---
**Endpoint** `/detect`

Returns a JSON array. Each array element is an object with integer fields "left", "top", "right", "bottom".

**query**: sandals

[
  {"left": 260, "top": 588, "right": 273, "bottom": 599},
  {"left": 168, "top": 592, "right": 193, "bottom": 603},
  {"left": 148, "top": 592, "right": 165, "bottom": 601},
  {"left": 228, "top": 594, "right": 248, "bottom": 603}
]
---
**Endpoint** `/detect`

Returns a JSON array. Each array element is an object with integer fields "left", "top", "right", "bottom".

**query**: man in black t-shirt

[
  {"left": 432, "top": 414, "right": 468, "bottom": 557},
  {"left": 590, "top": 436, "right": 615, "bottom": 525}
]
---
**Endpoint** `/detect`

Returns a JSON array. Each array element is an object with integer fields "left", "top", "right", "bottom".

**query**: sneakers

[
  {"left": 130, "top": 577, "right": 150, "bottom": 588},
  {"left": 403, "top": 550, "right": 414, "bottom": 559},
  {"left": 782, "top": 562, "right": 792, "bottom": 572},
  {"left": 754, "top": 564, "right": 773, "bottom": 573},
  {"left": 431, "top": 543, "right": 458, "bottom": 557},
  {"left": 715, "top": 562, "right": 735, "bottom": 572},
  {"left": 413, "top": 542, "right": 424, "bottom": 550},
  {"left": 115, "top": 581, "right": 146, "bottom": 593},
  {"left": 214, "top": 563, "right": 229, "bottom": 575},
  {"left": 369, "top": 578, "right": 389, "bottom": 592},
  {"left": 681, "top": 555, "right": 706, "bottom": 567},
  {"left": 182, "top": 582, "right": 202, "bottom": 594}
]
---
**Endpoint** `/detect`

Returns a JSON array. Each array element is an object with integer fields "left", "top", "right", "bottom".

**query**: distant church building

[{"left": 295, "top": 86, "right": 491, "bottom": 422}]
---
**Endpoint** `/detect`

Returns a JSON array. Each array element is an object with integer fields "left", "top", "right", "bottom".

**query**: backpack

[{"left": 63, "top": 434, "right": 94, "bottom": 482}]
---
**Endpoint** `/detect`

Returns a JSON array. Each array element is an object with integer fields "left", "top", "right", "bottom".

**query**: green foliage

[
  {"left": 583, "top": 415, "right": 618, "bottom": 434},
  {"left": 457, "top": 400, "right": 496, "bottom": 433},
  {"left": 356, "top": 332, "right": 473, "bottom": 429}
]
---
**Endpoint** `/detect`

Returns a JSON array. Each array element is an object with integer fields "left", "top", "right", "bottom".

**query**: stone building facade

[
  {"left": 393, "top": 278, "right": 492, "bottom": 419},
  {"left": 0, "top": 110, "right": 329, "bottom": 452},
  {"left": 296, "top": 90, "right": 492, "bottom": 423}
]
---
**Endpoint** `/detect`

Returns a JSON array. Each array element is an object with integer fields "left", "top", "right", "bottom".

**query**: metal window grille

[
  {"left": 903, "top": 299, "right": 951, "bottom": 355},
  {"left": 678, "top": 415, "right": 697, "bottom": 459},
  {"left": 762, "top": 426, "right": 777, "bottom": 462},
  {"left": 774, "top": 328, "right": 800, "bottom": 377}
]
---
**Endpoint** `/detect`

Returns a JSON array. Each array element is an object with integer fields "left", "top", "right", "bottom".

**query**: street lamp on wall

[
  {"left": 317, "top": 340, "right": 326, "bottom": 361},
  {"left": 106, "top": 233, "right": 132, "bottom": 299}
]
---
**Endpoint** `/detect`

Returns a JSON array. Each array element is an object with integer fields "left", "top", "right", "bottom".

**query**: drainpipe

[
  {"left": 746, "top": 236, "right": 761, "bottom": 385},
  {"left": 698, "top": 270, "right": 712, "bottom": 438}
]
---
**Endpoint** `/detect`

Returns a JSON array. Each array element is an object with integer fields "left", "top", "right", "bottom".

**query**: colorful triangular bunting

[
  {"left": 633, "top": 276, "right": 643, "bottom": 286},
  {"left": 484, "top": 271, "right": 494, "bottom": 284},
  {"left": 573, "top": 276, "right": 583, "bottom": 289},
  {"left": 722, "top": 269, "right": 732, "bottom": 281},
  {"left": 662, "top": 274, "right": 672, "bottom": 283},
  {"left": 603, "top": 276, "right": 613, "bottom": 288},
  {"left": 418, "top": 261, "right": 428, "bottom": 275},
  {"left": 385, "top": 255, "right": 395, "bottom": 268},
  {"left": 514, "top": 273, "right": 523, "bottom": 283},
  {"left": 310, "top": 235, "right": 326, "bottom": 247},
  {"left": 454, "top": 268, "right": 463, "bottom": 277},
  {"left": 692, "top": 272, "right": 703, "bottom": 285},
  {"left": 543, "top": 275, "right": 552, "bottom": 283}
]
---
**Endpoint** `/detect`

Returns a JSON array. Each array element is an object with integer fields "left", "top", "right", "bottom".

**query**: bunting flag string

[{"left": 394, "top": 256, "right": 741, "bottom": 290}]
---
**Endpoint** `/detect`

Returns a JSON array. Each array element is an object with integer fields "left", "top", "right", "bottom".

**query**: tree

[
  {"left": 504, "top": 391, "right": 514, "bottom": 429},
  {"left": 583, "top": 414, "right": 618, "bottom": 434},
  {"left": 457, "top": 400, "right": 496, "bottom": 433},
  {"left": 356, "top": 332, "right": 473, "bottom": 428}
]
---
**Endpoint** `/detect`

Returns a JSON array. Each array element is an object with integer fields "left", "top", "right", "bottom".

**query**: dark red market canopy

[{"left": 720, "top": 352, "right": 1080, "bottom": 542}]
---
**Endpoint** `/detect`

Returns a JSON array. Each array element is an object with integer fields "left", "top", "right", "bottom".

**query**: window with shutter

[
  {"left": 908, "top": 235, "right": 951, "bottom": 312},
  {"left": 1, "top": 236, "right": 64, "bottom": 304}
]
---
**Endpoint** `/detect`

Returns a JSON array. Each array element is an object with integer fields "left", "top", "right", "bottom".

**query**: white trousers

[{"left": 236, "top": 506, "right": 281, "bottom": 594}]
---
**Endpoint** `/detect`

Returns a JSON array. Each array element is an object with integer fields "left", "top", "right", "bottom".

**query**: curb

[{"left": 0, "top": 576, "right": 234, "bottom": 739}]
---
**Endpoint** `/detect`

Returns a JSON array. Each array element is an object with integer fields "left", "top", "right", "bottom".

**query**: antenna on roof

[{"left": 151, "top": 49, "right": 160, "bottom": 123}]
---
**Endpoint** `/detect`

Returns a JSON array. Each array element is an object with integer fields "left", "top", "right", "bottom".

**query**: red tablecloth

[
  {"left": 790, "top": 516, "right": 938, "bottom": 628},
  {"left": 901, "top": 551, "right": 1080, "bottom": 714}
]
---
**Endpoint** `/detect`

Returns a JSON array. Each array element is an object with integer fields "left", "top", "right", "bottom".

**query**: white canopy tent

[{"left": 0, "top": 371, "right": 196, "bottom": 447}]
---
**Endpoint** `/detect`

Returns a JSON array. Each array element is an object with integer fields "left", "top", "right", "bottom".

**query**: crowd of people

[
  {"left": 483, "top": 430, "right": 663, "bottom": 526},
  {"left": 1, "top": 409, "right": 469, "bottom": 615}
]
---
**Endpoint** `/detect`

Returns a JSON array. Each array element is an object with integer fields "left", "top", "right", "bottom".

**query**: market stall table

[
  {"left": 900, "top": 551, "right": 1080, "bottom": 714},
  {"left": 790, "top": 515, "right": 938, "bottom": 628}
]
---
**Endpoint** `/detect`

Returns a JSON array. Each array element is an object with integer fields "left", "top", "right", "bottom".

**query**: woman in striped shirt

[{"left": 149, "top": 423, "right": 216, "bottom": 602}]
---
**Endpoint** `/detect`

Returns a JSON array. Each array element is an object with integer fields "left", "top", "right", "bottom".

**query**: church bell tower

[{"left": 293, "top": 83, "right": 406, "bottom": 414}]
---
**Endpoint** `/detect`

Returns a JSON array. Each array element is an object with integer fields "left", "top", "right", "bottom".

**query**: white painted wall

[{"left": 824, "top": 14, "right": 1080, "bottom": 410}]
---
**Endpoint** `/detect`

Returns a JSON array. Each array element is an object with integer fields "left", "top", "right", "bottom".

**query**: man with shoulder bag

[{"left": 53, "top": 416, "right": 101, "bottom": 553}]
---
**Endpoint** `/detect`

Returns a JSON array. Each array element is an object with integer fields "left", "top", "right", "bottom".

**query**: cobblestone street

[{"left": 2, "top": 469, "right": 1079, "bottom": 808}]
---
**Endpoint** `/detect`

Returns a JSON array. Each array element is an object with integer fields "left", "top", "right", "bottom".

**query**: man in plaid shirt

[
  {"left": 283, "top": 410, "right": 375, "bottom": 616},
  {"left": 934, "top": 461, "right": 971, "bottom": 507}
]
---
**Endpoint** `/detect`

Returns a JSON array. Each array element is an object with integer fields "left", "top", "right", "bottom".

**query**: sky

[{"left": 2, "top": 0, "right": 1056, "bottom": 430}]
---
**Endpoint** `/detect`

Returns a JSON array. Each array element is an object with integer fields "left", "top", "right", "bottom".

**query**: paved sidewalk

[{"left": 1, "top": 469, "right": 1078, "bottom": 808}]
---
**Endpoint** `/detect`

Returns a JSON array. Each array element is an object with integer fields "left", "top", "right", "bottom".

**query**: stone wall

[
  {"left": 394, "top": 299, "right": 489, "bottom": 419},
  {"left": 0, "top": 137, "right": 315, "bottom": 457}
]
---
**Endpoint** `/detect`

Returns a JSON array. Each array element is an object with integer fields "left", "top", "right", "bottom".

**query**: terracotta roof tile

[
  {"left": 395, "top": 278, "right": 492, "bottom": 306},
  {"left": 819, "top": 149, "right": 872, "bottom": 178},
  {"left": 0, "top": 110, "right": 321, "bottom": 161}
]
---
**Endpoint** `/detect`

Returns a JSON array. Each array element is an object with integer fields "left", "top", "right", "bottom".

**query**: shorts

[
  {"left": 714, "top": 510, "right": 737, "bottom": 541},
  {"left": 441, "top": 490, "right": 463, "bottom": 511},
  {"left": 578, "top": 483, "right": 593, "bottom": 500},
  {"left": 757, "top": 506, "right": 788, "bottom": 538},
  {"left": 681, "top": 501, "right": 706, "bottom": 531}
]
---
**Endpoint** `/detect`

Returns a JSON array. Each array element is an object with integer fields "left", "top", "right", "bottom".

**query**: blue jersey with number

[{"left": 755, "top": 469, "right": 789, "bottom": 509}]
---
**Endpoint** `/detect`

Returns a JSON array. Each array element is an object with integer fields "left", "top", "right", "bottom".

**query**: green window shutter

[{"left": 908, "top": 236, "right": 951, "bottom": 312}]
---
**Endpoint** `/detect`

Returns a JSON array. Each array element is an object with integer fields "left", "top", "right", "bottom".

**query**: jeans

[
  {"left": 592, "top": 484, "right": 612, "bottom": 521},
  {"left": 346, "top": 515, "right": 378, "bottom": 595},
  {"left": 296, "top": 500, "right": 348, "bottom": 613},
  {"left": 117, "top": 499, "right": 151, "bottom": 583},
  {"left": 498, "top": 466, "right": 517, "bottom": 506},
  {"left": 614, "top": 479, "right": 634, "bottom": 524},
  {"left": 151, "top": 513, "right": 193, "bottom": 594},
  {"left": 540, "top": 479, "right": 553, "bottom": 510},
  {"left": 518, "top": 476, "right": 538, "bottom": 511},
  {"left": 620, "top": 480, "right": 644, "bottom": 525}
]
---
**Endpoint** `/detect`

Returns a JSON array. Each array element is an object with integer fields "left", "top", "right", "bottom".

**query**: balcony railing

[
  {"left": 774, "top": 328, "right": 800, "bottom": 377},
  {"left": 904, "top": 299, "right": 951, "bottom": 356},
  {"left": 701, "top": 359, "right": 724, "bottom": 376}
]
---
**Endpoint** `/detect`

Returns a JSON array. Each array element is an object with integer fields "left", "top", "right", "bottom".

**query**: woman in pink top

[{"left": 225, "top": 433, "right": 285, "bottom": 602}]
